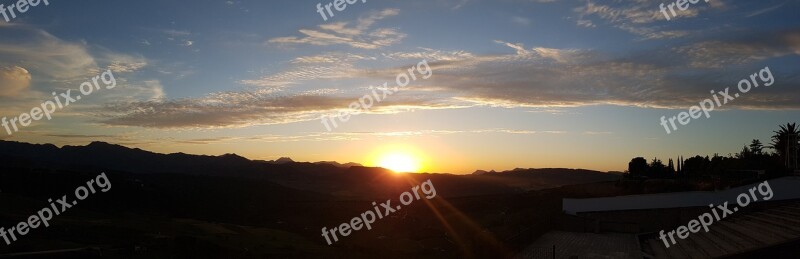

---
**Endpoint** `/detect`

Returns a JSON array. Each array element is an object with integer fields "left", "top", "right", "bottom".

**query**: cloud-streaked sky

[{"left": 1, "top": 0, "right": 799, "bottom": 173}]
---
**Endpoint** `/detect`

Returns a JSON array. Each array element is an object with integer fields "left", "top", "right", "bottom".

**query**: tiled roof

[{"left": 641, "top": 202, "right": 800, "bottom": 258}]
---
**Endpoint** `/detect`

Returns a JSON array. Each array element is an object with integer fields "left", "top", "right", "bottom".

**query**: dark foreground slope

[{"left": 0, "top": 141, "right": 621, "bottom": 258}]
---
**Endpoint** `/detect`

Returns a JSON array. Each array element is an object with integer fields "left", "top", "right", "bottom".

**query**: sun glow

[
  {"left": 377, "top": 153, "right": 421, "bottom": 172},
  {"left": 370, "top": 145, "right": 425, "bottom": 173}
]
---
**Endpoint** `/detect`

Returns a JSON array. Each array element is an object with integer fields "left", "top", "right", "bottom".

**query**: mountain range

[{"left": 0, "top": 140, "right": 620, "bottom": 198}]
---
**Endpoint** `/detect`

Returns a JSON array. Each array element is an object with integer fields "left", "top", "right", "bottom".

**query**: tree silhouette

[
  {"left": 668, "top": 159, "right": 675, "bottom": 173},
  {"left": 770, "top": 123, "right": 799, "bottom": 163},
  {"left": 737, "top": 145, "right": 752, "bottom": 159},
  {"left": 682, "top": 156, "right": 710, "bottom": 178},
  {"left": 749, "top": 139, "right": 764, "bottom": 155},
  {"left": 628, "top": 157, "right": 649, "bottom": 177},
  {"left": 626, "top": 123, "right": 799, "bottom": 180},
  {"left": 650, "top": 158, "right": 668, "bottom": 177}
]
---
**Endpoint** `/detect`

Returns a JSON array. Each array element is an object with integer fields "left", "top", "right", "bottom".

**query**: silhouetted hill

[
  {"left": 0, "top": 140, "right": 623, "bottom": 257},
  {"left": 270, "top": 157, "right": 295, "bottom": 164},
  {"left": 472, "top": 169, "right": 496, "bottom": 175},
  {"left": 313, "top": 161, "right": 363, "bottom": 168},
  {"left": 470, "top": 168, "right": 621, "bottom": 191},
  {"left": 0, "top": 140, "right": 619, "bottom": 198}
]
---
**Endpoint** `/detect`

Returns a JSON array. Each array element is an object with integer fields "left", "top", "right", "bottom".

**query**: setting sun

[
  {"left": 377, "top": 152, "right": 421, "bottom": 172},
  {"left": 368, "top": 145, "right": 426, "bottom": 173}
]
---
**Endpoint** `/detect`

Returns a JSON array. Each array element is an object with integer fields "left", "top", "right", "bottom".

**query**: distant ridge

[
  {"left": 313, "top": 161, "right": 363, "bottom": 168},
  {"left": 0, "top": 140, "right": 351, "bottom": 175},
  {"left": 0, "top": 140, "right": 619, "bottom": 197},
  {"left": 472, "top": 169, "right": 496, "bottom": 175},
  {"left": 469, "top": 168, "right": 620, "bottom": 191},
  {"left": 270, "top": 157, "right": 295, "bottom": 164},
  {"left": 473, "top": 168, "right": 618, "bottom": 176}
]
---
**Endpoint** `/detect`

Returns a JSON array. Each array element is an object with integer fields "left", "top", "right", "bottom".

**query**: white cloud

[
  {"left": 0, "top": 66, "right": 31, "bottom": 97},
  {"left": 492, "top": 40, "right": 588, "bottom": 63},
  {"left": 239, "top": 63, "right": 357, "bottom": 88},
  {"left": 0, "top": 25, "right": 97, "bottom": 81},
  {"left": 268, "top": 9, "right": 405, "bottom": 49},
  {"left": 105, "top": 54, "right": 148, "bottom": 73},
  {"left": 291, "top": 53, "right": 376, "bottom": 64},
  {"left": 382, "top": 48, "right": 475, "bottom": 61},
  {"left": 576, "top": 19, "right": 595, "bottom": 28},
  {"left": 573, "top": 0, "right": 696, "bottom": 39}
]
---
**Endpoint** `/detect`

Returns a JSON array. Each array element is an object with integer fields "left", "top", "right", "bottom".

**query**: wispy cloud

[
  {"left": 382, "top": 48, "right": 475, "bottom": 61},
  {"left": 573, "top": 0, "right": 696, "bottom": 39},
  {"left": 746, "top": 1, "right": 787, "bottom": 18},
  {"left": 99, "top": 86, "right": 462, "bottom": 129},
  {"left": 159, "top": 128, "right": 570, "bottom": 145},
  {"left": 239, "top": 64, "right": 357, "bottom": 88},
  {"left": 0, "top": 66, "right": 31, "bottom": 97},
  {"left": 0, "top": 25, "right": 97, "bottom": 82},
  {"left": 268, "top": 9, "right": 405, "bottom": 49},
  {"left": 676, "top": 30, "right": 800, "bottom": 68},
  {"left": 107, "top": 27, "right": 800, "bottom": 130}
]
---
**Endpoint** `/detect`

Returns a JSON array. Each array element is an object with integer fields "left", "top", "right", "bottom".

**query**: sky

[{"left": 0, "top": 0, "right": 798, "bottom": 174}]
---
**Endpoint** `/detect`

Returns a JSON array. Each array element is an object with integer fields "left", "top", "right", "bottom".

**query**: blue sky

[{"left": 0, "top": 0, "right": 799, "bottom": 173}]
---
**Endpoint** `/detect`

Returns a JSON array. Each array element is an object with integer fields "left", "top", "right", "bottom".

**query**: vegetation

[{"left": 627, "top": 123, "right": 798, "bottom": 181}]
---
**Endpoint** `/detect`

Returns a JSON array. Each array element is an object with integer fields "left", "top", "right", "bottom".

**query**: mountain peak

[
  {"left": 88, "top": 141, "right": 115, "bottom": 147},
  {"left": 82, "top": 141, "right": 132, "bottom": 151},
  {"left": 472, "top": 170, "right": 497, "bottom": 175},
  {"left": 274, "top": 157, "right": 294, "bottom": 164},
  {"left": 314, "top": 161, "right": 364, "bottom": 168},
  {"left": 220, "top": 153, "right": 249, "bottom": 161}
]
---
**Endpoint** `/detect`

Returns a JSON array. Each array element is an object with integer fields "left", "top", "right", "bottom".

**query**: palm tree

[{"left": 770, "top": 123, "right": 799, "bottom": 166}]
